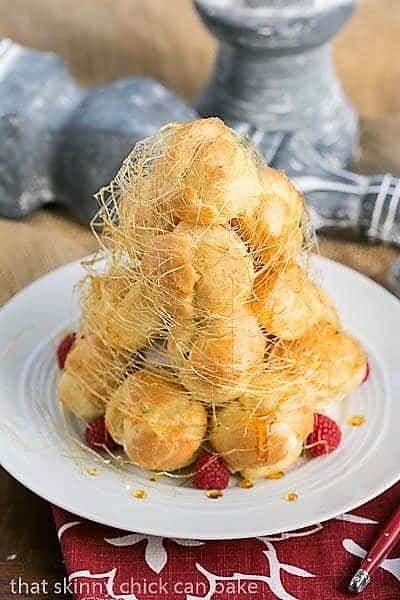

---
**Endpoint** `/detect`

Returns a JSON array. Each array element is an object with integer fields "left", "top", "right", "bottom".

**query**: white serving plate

[{"left": 0, "top": 255, "right": 399, "bottom": 539}]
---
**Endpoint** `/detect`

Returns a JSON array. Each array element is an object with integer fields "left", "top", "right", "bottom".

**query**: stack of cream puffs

[{"left": 58, "top": 118, "right": 367, "bottom": 480}]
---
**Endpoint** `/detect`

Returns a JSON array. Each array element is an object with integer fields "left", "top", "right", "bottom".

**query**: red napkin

[{"left": 52, "top": 482, "right": 400, "bottom": 600}]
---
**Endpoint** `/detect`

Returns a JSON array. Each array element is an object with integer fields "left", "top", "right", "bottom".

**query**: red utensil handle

[{"left": 360, "top": 503, "right": 400, "bottom": 574}]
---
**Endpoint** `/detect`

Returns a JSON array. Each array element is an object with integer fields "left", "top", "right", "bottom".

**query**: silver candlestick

[{"left": 195, "top": 0, "right": 358, "bottom": 167}]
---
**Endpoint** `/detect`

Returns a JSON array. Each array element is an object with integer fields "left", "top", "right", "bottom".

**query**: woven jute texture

[{"left": 0, "top": 0, "right": 399, "bottom": 307}]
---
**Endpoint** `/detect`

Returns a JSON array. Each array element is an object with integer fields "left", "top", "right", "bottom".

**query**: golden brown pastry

[
  {"left": 240, "top": 369, "right": 302, "bottom": 416},
  {"left": 240, "top": 320, "right": 366, "bottom": 415},
  {"left": 103, "top": 225, "right": 199, "bottom": 353},
  {"left": 177, "top": 222, "right": 255, "bottom": 316},
  {"left": 148, "top": 222, "right": 265, "bottom": 404},
  {"left": 104, "top": 283, "right": 164, "bottom": 352},
  {"left": 90, "top": 221, "right": 257, "bottom": 352},
  {"left": 235, "top": 165, "right": 304, "bottom": 267},
  {"left": 114, "top": 117, "right": 263, "bottom": 247},
  {"left": 106, "top": 369, "right": 207, "bottom": 471},
  {"left": 80, "top": 264, "right": 135, "bottom": 336},
  {"left": 272, "top": 321, "right": 367, "bottom": 407},
  {"left": 168, "top": 307, "right": 266, "bottom": 406},
  {"left": 115, "top": 175, "right": 177, "bottom": 260},
  {"left": 140, "top": 225, "right": 197, "bottom": 321},
  {"left": 82, "top": 247, "right": 176, "bottom": 354},
  {"left": 131, "top": 220, "right": 264, "bottom": 404},
  {"left": 251, "top": 260, "right": 331, "bottom": 340},
  {"left": 58, "top": 334, "right": 127, "bottom": 421},
  {"left": 58, "top": 117, "right": 367, "bottom": 484},
  {"left": 157, "top": 117, "right": 229, "bottom": 184},
  {"left": 210, "top": 400, "right": 313, "bottom": 478},
  {"left": 157, "top": 118, "right": 263, "bottom": 224}
]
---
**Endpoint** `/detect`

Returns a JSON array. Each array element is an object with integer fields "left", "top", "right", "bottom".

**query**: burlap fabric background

[{"left": 0, "top": 0, "right": 399, "bottom": 307}]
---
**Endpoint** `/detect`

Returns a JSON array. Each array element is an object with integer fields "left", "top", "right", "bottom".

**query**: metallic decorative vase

[
  {"left": 0, "top": 39, "right": 196, "bottom": 222},
  {"left": 195, "top": 0, "right": 358, "bottom": 167}
]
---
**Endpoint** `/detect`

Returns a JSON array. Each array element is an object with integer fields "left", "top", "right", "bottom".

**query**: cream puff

[
  {"left": 272, "top": 321, "right": 367, "bottom": 407},
  {"left": 251, "top": 260, "right": 333, "bottom": 340},
  {"left": 106, "top": 369, "right": 208, "bottom": 471},
  {"left": 170, "top": 307, "right": 266, "bottom": 406},
  {"left": 58, "top": 334, "right": 127, "bottom": 421},
  {"left": 210, "top": 400, "right": 313, "bottom": 478},
  {"left": 235, "top": 165, "right": 304, "bottom": 267},
  {"left": 154, "top": 118, "right": 263, "bottom": 224}
]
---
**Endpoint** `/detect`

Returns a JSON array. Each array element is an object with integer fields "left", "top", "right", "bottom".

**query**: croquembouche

[{"left": 57, "top": 118, "right": 367, "bottom": 486}]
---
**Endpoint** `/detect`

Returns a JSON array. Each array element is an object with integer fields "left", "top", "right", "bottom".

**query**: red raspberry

[
  {"left": 306, "top": 413, "right": 341, "bottom": 457},
  {"left": 193, "top": 451, "right": 230, "bottom": 490},
  {"left": 362, "top": 360, "right": 370, "bottom": 384},
  {"left": 57, "top": 332, "right": 76, "bottom": 369},
  {"left": 85, "top": 416, "right": 118, "bottom": 452}
]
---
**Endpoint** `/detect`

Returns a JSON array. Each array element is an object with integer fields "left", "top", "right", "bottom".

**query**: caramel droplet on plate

[
  {"left": 284, "top": 492, "right": 298, "bottom": 502},
  {"left": 132, "top": 489, "right": 148, "bottom": 500},
  {"left": 87, "top": 467, "right": 98, "bottom": 476},
  {"left": 266, "top": 471, "right": 284, "bottom": 480},
  {"left": 205, "top": 489, "right": 223, "bottom": 499},
  {"left": 239, "top": 479, "right": 254, "bottom": 489},
  {"left": 347, "top": 415, "right": 365, "bottom": 427}
]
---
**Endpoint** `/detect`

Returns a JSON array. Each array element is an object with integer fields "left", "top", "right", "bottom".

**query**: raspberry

[
  {"left": 362, "top": 360, "right": 370, "bottom": 384},
  {"left": 306, "top": 413, "right": 341, "bottom": 457},
  {"left": 193, "top": 451, "right": 230, "bottom": 490},
  {"left": 57, "top": 332, "right": 76, "bottom": 369},
  {"left": 85, "top": 416, "right": 118, "bottom": 452}
]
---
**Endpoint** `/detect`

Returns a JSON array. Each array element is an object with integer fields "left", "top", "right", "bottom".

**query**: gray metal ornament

[
  {"left": 194, "top": 0, "right": 358, "bottom": 168},
  {"left": 0, "top": 39, "right": 196, "bottom": 222}
]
